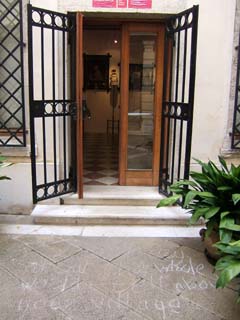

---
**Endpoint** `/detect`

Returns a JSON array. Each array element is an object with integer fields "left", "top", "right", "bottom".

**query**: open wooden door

[
  {"left": 76, "top": 13, "right": 84, "bottom": 198},
  {"left": 119, "top": 23, "right": 165, "bottom": 186}
]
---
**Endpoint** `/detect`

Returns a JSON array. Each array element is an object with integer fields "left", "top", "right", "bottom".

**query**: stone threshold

[
  {"left": 62, "top": 185, "right": 163, "bottom": 206},
  {"left": 0, "top": 223, "right": 202, "bottom": 237},
  {"left": 31, "top": 204, "right": 203, "bottom": 226}
]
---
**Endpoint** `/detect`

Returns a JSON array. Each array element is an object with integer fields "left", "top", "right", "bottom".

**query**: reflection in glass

[{"left": 127, "top": 33, "right": 157, "bottom": 170}]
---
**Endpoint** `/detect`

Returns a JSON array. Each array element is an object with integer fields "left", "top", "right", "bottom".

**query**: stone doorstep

[
  {"left": 62, "top": 198, "right": 159, "bottom": 206},
  {"left": 31, "top": 204, "right": 204, "bottom": 226},
  {"left": 62, "top": 186, "right": 163, "bottom": 206}
]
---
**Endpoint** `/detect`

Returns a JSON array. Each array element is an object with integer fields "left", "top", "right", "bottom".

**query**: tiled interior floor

[{"left": 83, "top": 133, "right": 119, "bottom": 185}]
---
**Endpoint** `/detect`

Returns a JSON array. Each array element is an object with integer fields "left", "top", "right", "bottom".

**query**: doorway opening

[{"left": 82, "top": 26, "right": 121, "bottom": 187}]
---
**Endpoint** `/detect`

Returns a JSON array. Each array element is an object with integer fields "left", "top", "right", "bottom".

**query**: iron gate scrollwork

[
  {"left": 159, "top": 6, "right": 199, "bottom": 195},
  {"left": 28, "top": 5, "right": 77, "bottom": 203}
]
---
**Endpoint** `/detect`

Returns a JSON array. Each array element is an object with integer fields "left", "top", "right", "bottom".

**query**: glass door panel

[{"left": 127, "top": 33, "right": 157, "bottom": 170}]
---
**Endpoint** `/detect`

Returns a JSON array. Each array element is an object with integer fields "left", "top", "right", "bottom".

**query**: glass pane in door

[{"left": 127, "top": 33, "right": 157, "bottom": 170}]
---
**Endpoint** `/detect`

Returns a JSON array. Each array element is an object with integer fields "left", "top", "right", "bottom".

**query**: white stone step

[
  {"left": 31, "top": 204, "right": 200, "bottom": 226},
  {"left": 63, "top": 197, "right": 160, "bottom": 206},
  {"left": 62, "top": 186, "right": 162, "bottom": 206}
]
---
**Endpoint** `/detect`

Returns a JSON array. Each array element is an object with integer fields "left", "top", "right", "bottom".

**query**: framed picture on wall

[{"left": 84, "top": 54, "right": 110, "bottom": 90}]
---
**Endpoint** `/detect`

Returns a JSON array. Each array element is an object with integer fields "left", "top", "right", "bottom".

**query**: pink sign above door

[
  {"left": 118, "top": 0, "right": 127, "bottom": 8},
  {"left": 92, "top": 0, "right": 117, "bottom": 8},
  {"left": 92, "top": 0, "right": 152, "bottom": 9},
  {"left": 128, "top": 0, "right": 152, "bottom": 8}
]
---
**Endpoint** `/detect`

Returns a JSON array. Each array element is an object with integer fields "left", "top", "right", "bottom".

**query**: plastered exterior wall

[
  {"left": 0, "top": 0, "right": 238, "bottom": 213},
  {"left": 187, "top": 0, "right": 236, "bottom": 166}
]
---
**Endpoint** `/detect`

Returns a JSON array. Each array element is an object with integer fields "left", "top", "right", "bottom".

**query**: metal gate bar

[
  {"left": 232, "top": 33, "right": 240, "bottom": 149},
  {"left": 28, "top": 5, "right": 77, "bottom": 203},
  {"left": 159, "top": 6, "right": 199, "bottom": 195}
]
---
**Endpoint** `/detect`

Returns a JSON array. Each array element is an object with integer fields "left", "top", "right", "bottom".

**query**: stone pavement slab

[
  {"left": 118, "top": 279, "right": 224, "bottom": 320},
  {"left": 17, "top": 235, "right": 82, "bottom": 263},
  {"left": 63, "top": 237, "right": 180, "bottom": 262},
  {"left": 1, "top": 234, "right": 240, "bottom": 320},
  {"left": 0, "top": 249, "right": 80, "bottom": 299},
  {"left": 58, "top": 249, "right": 140, "bottom": 297},
  {"left": 51, "top": 280, "right": 145, "bottom": 320},
  {"left": 0, "top": 236, "right": 31, "bottom": 263}
]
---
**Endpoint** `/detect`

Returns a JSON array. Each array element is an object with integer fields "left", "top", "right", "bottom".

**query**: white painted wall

[
  {"left": 0, "top": 0, "right": 238, "bottom": 213},
  {"left": 188, "top": 0, "right": 236, "bottom": 164},
  {"left": 0, "top": 164, "right": 33, "bottom": 214}
]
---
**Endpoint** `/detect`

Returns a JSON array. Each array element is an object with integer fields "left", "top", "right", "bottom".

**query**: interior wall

[{"left": 83, "top": 29, "right": 120, "bottom": 133}]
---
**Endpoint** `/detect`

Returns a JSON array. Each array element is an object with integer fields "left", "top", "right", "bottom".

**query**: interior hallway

[{"left": 83, "top": 133, "right": 119, "bottom": 186}]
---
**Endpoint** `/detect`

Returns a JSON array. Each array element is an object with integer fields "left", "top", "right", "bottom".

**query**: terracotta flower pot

[{"left": 199, "top": 228, "right": 221, "bottom": 262}]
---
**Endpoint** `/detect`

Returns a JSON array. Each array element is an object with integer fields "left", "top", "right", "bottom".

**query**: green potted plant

[
  {"left": 157, "top": 157, "right": 240, "bottom": 260},
  {"left": 214, "top": 239, "right": 240, "bottom": 303}
]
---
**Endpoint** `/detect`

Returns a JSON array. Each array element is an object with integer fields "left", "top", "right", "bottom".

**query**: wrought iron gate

[
  {"left": 159, "top": 6, "right": 199, "bottom": 195},
  {"left": 28, "top": 5, "right": 77, "bottom": 203}
]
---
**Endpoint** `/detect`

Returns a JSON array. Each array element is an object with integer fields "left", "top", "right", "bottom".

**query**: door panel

[
  {"left": 127, "top": 32, "right": 157, "bottom": 171},
  {"left": 119, "top": 24, "right": 129, "bottom": 185},
  {"left": 119, "top": 23, "right": 165, "bottom": 186},
  {"left": 159, "top": 6, "right": 199, "bottom": 195},
  {"left": 28, "top": 5, "right": 78, "bottom": 203}
]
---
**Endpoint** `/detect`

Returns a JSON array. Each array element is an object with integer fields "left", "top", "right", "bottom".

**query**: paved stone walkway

[{"left": 0, "top": 235, "right": 240, "bottom": 319}]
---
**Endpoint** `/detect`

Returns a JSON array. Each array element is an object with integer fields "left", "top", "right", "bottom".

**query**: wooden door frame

[
  {"left": 76, "top": 19, "right": 165, "bottom": 198},
  {"left": 76, "top": 13, "right": 83, "bottom": 198},
  {"left": 119, "top": 23, "right": 165, "bottom": 186}
]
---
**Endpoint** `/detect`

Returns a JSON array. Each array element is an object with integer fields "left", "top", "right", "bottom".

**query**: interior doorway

[{"left": 82, "top": 26, "right": 121, "bottom": 186}]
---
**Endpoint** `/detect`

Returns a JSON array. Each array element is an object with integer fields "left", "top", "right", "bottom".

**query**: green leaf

[
  {"left": 189, "top": 172, "right": 210, "bottom": 185},
  {"left": 232, "top": 194, "right": 240, "bottom": 205},
  {"left": 0, "top": 176, "right": 11, "bottom": 180},
  {"left": 221, "top": 211, "right": 230, "bottom": 219},
  {"left": 216, "top": 260, "right": 240, "bottom": 288},
  {"left": 219, "top": 229, "right": 232, "bottom": 244},
  {"left": 183, "top": 191, "right": 216, "bottom": 208},
  {"left": 229, "top": 240, "right": 240, "bottom": 247},
  {"left": 223, "top": 223, "right": 240, "bottom": 232},
  {"left": 220, "top": 217, "right": 235, "bottom": 230},
  {"left": 198, "top": 191, "right": 216, "bottom": 198},
  {"left": 189, "top": 207, "right": 208, "bottom": 224},
  {"left": 171, "top": 180, "right": 200, "bottom": 190},
  {"left": 157, "top": 195, "right": 181, "bottom": 207},
  {"left": 217, "top": 186, "right": 232, "bottom": 191},
  {"left": 230, "top": 164, "right": 240, "bottom": 178},
  {"left": 218, "top": 156, "right": 230, "bottom": 173},
  {"left": 169, "top": 187, "right": 183, "bottom": 193},
  {"left": 215, "top": 255, "right": 237, "bottom": 271},
  {"left": 0, "top": 163, "right": 12, "bottom": 168},
  {"left": 205, "top": 219, "right": 216, "bottom": 238},
  {"left": 205, "top": 206, "right": 220, "bottom": 219},
  {"left": 183, "top": 191, "right": 198, "bottom": 207},
  {"left": 215, "top": 241, "right": 240, "bottom": 255}
]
